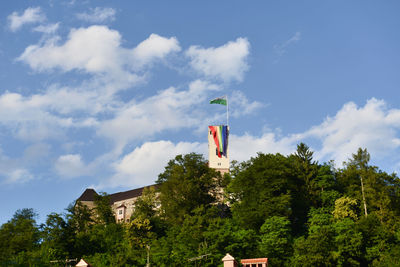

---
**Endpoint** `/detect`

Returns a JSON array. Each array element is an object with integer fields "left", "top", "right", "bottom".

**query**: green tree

[
  {"left": 94, "top": 193, "right": 115, "bottom": 225},
  {"left": 333, "top": 218, "right": 363, "bottom": 266},
  {"left": 0, "top": 209, "right": 42, "bottom": 266},
  {"left": 67, "top": 201, "right": 93, "bottom": 233},
  {"left": 291, "top": 229, "right": 335, "bottom": 267},
  {"left": 345, "top": 148, "right": 370, "bottom": 217},
  {"left": 293, "top": 143, "right": 318, "bottom": 198},
  {"left": 125, "top": 217, "right": 156, "bottom": 266},
  {"left": 291, "top": 209, "right": 335, "bottom": 267},
  {"left": 132, "top": 186, "right": 160, "bottom": 220},
  {"left": 332, "top": 196, "right": 358, "bottom": 221},
  {"left": 203, "top": 217, "right": 258, "bottom": 263},
  {"left": 40, "top": 212, "right": 71, "bottom": 262},
  {"left": 229, "top": 153, "right": 295, "bottom": 231},
  {"left": 258, "top": 216, "right": 292, "bottom": 266},
  {"left": 82, "top": 223, "right": 126, "bottom": 267},
  {"left": 356, "top": 214, "right": 394, "bottom": 265},
  {"left": 156, "top": 153, "right": 220, "bottom": 225},
  {"left": 130, "top": 186, "right": 165, "bottom": 237}
]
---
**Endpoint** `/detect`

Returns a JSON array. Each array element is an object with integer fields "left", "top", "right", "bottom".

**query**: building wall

[
  {"left": 112, "top": 197, "right": 138, "bottom": 223},
  {"left": 79, "top": 200, "right": 96, "bottom": 210}
]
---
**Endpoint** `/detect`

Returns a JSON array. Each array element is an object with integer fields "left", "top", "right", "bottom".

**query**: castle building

[
  {"left": 208, "top": 125, "right": 229, "bottom": 175},
  {"left": 76, "top": 125, "right": 229, "bottom": 223},
  {"left": 76, "top": 185, "right": 157, "bottom": 223}
]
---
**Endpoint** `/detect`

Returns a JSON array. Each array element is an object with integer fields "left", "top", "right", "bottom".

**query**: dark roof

[
  {"left": 77, "top": 184, "right": 159, "bottom": 204},
  {"left": 109, "top": 184, "right": 158, "bottom": 203},
  {"left": 77, "top": 188, "right": 98, "bottom": 201}
]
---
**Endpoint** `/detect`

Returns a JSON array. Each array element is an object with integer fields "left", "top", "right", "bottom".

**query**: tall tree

[
  {"left": 258, "top": 216, "right": 292, "bottom": 266},
  {"left": 349, "top": 148, "right": 370, "bottom": 217},
  {"left": 130, "top": 186, "right": 164, "bottom": 237},
  {"left": 67, "top": 201, "right": 93, "bottom": 233},
  {"left": 229, "top": 153, "right": 295, "bottom": 231},
  {"left": 0, "top": 209, "right": 41, "bottom": 265},
  {"left": 94, "top": 193, "right": 115, "bottom": 225},
  {"left": 291, "top": 208, "right": 336, "bottom": 266},
  {"left": 156, "top": 153, "right": 220, "bottom": 225},
  {"left": 41, "top": 212, "right": 70, "bottom": 261}
]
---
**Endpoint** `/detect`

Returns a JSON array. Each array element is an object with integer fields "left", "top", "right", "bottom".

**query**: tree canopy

[{"left": 2, "top": 147, "right": 400, "bottom": 266}]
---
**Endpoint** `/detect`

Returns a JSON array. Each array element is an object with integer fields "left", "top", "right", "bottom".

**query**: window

[{"left": 119, "top": 210, "right": 123, "bottom": 215}]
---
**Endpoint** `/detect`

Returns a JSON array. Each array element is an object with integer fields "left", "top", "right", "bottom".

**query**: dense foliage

[{"left": 2, "top": 147, "right": 400, "bottom": 266}]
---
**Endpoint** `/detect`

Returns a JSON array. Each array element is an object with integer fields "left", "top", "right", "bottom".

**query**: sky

[{"left": 1, "top": 0, "right": 400, "bottom": 224}]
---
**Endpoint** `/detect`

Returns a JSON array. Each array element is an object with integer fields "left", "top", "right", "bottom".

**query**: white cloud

[
  {"left": 274, "top": 31, "right": 301, "bottom": 57},
  {"left": 76, "top": 7, "right": 116, "bottom": 23},
  {"left": 304, "top": 98, "right": 400, "bottom": 165},
  {"left": 0, "top": 145, "right": 47, "bottom": 185},
  {"left": 230, "top": 132, "right": 299, "bottom": 162},
  {"left": 5, "top": 169, "right": 33, "bottom": 184},
  {"left": 33, "top": 23, "right": 59, "bottom": 34},
  {"left": 132, "top": 33, "right": 181, "bottom": 69},
  {"left": 18, "top": 26, "right": 126, "bottom": 73},
  {"left": 0, "top": 86, "right": 107, "bottom": 142},
  {"left": 18, "top": 27, "right": 180, "bottom": 90},
  {"left": 230, "top": 90, "right": 263, "bottom": 118},
  {"left": 30, "top": 85, "right": 105, "bottom": 115},
  {"left": 228, "top": 98, "right": 400, "bottom": 171},
  {"left": 106, "top": 140, "right": 205, "bottom": 188},
  {"left": 186, "top": 38, "right": 250, "bottom": 82},
  {"left": 8, "top": 7, "right": 46, "bottom": 32},
  {"left": 0, "top": 92, "right": 74, "bottom": 141},
  {"left": 55, "top": 154, "right": 90, "bottom": 178},
  {"left": 98, "top": 79, "right": 220, "bottom": 153}
]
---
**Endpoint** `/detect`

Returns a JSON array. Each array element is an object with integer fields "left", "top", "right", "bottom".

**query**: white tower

[{"left": 208, "top": 125, "right": 229, "bottom": 175}]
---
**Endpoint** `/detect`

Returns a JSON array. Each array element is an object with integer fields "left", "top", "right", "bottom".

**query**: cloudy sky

[{"left": 1, "top": 1, "right": 400, "bottom": 223}]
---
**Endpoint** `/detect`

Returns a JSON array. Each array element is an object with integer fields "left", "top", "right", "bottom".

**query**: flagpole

[{"left": 226, "top": 95, "right": 229, "bottom": 127}]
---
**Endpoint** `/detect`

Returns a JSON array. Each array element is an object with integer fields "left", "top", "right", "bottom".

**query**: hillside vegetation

[{"left": 1, "top": 144, "right": 400, "bottom": 266}]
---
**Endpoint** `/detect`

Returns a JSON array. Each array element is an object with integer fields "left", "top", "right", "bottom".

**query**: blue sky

[{"left": 1, "top": 0, "right": 400, "bottom": 224}]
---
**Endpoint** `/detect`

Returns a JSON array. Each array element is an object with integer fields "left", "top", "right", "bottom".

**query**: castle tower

[{"left": 208, "top": 125, "right": 229, "bottom": 175}]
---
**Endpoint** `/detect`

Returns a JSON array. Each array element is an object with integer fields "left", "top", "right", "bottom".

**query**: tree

[
  {"left": 94, "top": 193, "right": 115, "bottom": 225},
  {"left": 131, "top": 186, "right": 165, "bottom": 238},
  {"left": 0, "top": 209, "right": 42, "bottom": 266},
  {"left": 333, "top": 218, "right": 363, "bottom": 266},
  {"left": 156, "top": 153, "right": 220, "bottom": 225},
  {"left": 332, "top": 196, "right": 358, "bottom": 221},
  {"left": 125, "top": 217, "right": 156, "bottom": 266},
  {"left": 356, "top": 214, "right": 393, "bottom": 265},
  {"left": 346, "top": 148, "right": 370, "bottom": 217},
  {"left": 204, "top": 217, "right": 258, "bottom": 264},
  {"left": 291, "top": 209, "right": 335, "bottom": 267},
  {"left": 229, "top": 153, "right": 295, "bottom": 231},
  {"left": 40, "top": 212, "right": 70, "bottom": 262},
  {"left": 258, "top": 216, "right": 292, "bottom": 266},
  {"left": 291, "top": 228, "right": 335, "bottom": 267},
  {"left": 291, "top": 143, "right": 320, "bottom": 231},
  {"left": 67, "top": 201, "right": 94, "bottom": 233},
  {"left": 315, "top": 164, "right": 341, "bottom": 210}
]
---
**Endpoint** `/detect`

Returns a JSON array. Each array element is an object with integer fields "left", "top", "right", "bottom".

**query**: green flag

[{"left": 210, "top": 96, "right": 227, "bottom": 106}]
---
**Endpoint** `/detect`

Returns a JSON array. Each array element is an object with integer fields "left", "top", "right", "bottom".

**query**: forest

[{"left": 1, "top": 144, "right": 400, "bottom": 266}]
